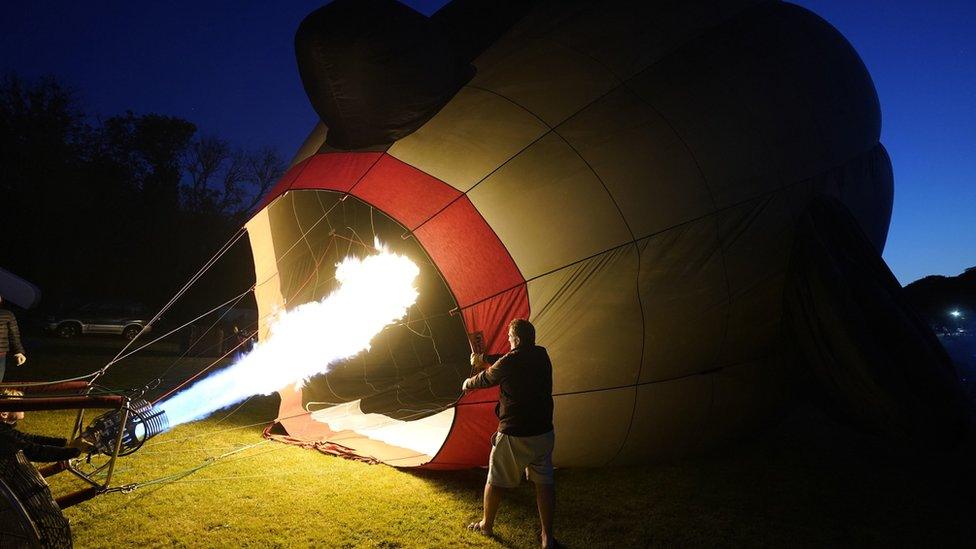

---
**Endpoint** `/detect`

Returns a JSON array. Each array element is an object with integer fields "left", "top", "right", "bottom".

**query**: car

[{"left": 45, "top": 301, "right": 153, "bottom": 340}]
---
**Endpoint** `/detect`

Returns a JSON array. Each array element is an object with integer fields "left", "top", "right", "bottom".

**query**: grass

[{"left": 7, "top": 335, "right": 976, "bottom": 547}]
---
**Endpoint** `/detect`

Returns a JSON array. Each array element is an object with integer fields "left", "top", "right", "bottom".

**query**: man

[
  {"left": 0, "top": 389, "right": 89, "bottom": 549},
  {"left": 0, "top": 295, "right": 28, "bottom": 382},
  {"left": 0, "top": 390, "right": 87, "bottom": 461},
  {"left": 463, "top": 318, "right": 557, "bottom": 548}
]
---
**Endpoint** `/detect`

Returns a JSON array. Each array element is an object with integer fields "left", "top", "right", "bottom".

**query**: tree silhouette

[{"left": 0, "top": 73, "right": 284, "bottom": 316}]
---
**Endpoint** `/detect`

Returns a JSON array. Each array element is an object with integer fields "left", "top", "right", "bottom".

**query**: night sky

[{"left": 2, "top": 1, "right": 973, "bottom": 284}]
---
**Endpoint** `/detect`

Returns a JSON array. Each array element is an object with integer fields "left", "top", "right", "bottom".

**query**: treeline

[
  {"left": 0, "top": 73, "right": 284, "bottom": 315},
  {"left": 904, "top": 267, "right": 976, "bottom": 333}
]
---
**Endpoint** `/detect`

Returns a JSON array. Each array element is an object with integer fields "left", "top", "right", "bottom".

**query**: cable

[
  {"left": 106, "top": 286, "right": 256, "bottom": 369},
  {"left": 0, "top": 372, "right": 98, "bottom": 388},
  {"left": 137, "top": 288, "right": 255, "bottom": 395},
  {"left": 151, "top": 330, "right": 257, "bottom": 404},
  {"left": 145, "top": 219, "right": 403, "bottom": 409},
  {"left": 105, "top": 440, "right": 273, "bottom": 494},
  {"left": 91, "top": 227, "right": 248, "bottom": 383}
]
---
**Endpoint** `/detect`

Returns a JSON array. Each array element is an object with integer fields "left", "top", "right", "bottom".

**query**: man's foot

[
  {"left": 540, "top": 532, "right": 562, "bottom": 548},
  {"left": 467, "top": 520, "right": 493, "bottom": 536}
]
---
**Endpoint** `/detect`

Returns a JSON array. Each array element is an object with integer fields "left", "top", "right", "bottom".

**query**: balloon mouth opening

[{"left": 265, "top": 189, "right": 471, "bottom": 421}]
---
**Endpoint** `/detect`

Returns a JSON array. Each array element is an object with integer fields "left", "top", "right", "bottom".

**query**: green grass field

[{"left": 8, "top": 336, "right": 976, "bottom": 547}]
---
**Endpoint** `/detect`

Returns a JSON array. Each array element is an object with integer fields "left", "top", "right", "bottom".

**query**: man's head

[
  {"left": 0, "top": 389, "right": 25, "bottom": 424},
  {"left": 507, "top": 318, "right": 535, "bottom": 350}
]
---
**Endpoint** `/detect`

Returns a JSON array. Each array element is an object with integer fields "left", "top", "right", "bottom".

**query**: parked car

[{"left": 45, "top": 301, "right": 153, "bottom": 340}]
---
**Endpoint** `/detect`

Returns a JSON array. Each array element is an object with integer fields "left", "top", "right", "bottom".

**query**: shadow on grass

[
  {"left": 400, "top": 407, "right": 976, "bottom": 547},
  {"left": 15, "top": 340, "right": 976, "bottom": 546}
]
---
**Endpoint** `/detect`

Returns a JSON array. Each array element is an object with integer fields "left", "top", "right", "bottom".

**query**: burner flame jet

[{"left": 158, "top": 241, "right": 420, "bottom": 428}]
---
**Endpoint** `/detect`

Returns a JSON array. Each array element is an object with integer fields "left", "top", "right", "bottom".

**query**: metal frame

[
  {"left": 0, "top": 387, "right": 133, "bottom": 507},
  {"left": 65, "top": 398, "right": 131, "bottom": 492}
]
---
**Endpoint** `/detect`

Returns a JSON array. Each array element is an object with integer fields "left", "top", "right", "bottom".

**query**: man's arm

[
  {"left": 462, "top": 354, "right": 511, "bottom": 391},
  {"left": 7, "top": 313, "right": 24, "bottom": 355},
  {"left": 16, "top": 433, "right": 80, "bottom": 462},
  {"left": 22, "top": 433, "right": 68, "bottom": 447},
  {"left": 21, "top": 441, "right": 81, "bottom": 462},
  {"left": 7, "top": 313, "right": 26, "bottom": 365}
]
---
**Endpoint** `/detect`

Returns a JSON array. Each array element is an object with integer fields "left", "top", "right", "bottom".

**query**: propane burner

[{"left": 81, "top": 399, "right": 169, "bottom": 456}]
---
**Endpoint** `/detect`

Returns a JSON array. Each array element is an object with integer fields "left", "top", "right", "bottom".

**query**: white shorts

[{"left": 487, "top": 430, "right": 554, "bottom": 488}]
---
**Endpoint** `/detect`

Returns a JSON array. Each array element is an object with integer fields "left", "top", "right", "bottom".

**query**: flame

[{"left": 158, "top": 241, "right": 420, "bottom": 428}]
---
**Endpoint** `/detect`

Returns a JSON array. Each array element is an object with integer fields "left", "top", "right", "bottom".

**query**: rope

[
  {"left": 105, "top": 286, "right": 256, "bottom": 369},
  {"left": 0, "top": 372, "right": 98, "bottom": 388},
  {"left": 131, "top": 288, "right": 255, "bottom": 397},
  {"left": 146, "top": 382, "right": 454, "bottom": 450},
  {"left": 151, "top": 330, "right": 256, "bottom": 404},
  {"left": 146, "top": 210, "right": 349, "bottom": 402},
  {"left": 146, "top": 219, "right": 384, "bottom": 406},
  {"left": 41, "top": 188, "right": 463, "bottom": 466},
  {"left": 86, "top": 379, "right": 463, "bottom": 494},
  {"left": 92, "top": 227, "right": 248, "bottom": 383},
  {"left": 74, "top": 189, "right": 425, "bottom": 412},
  {"left": 105, "top": 440, "right": 272, "bottom": 494},
  {"left": 116, "top": 396, "right": 457, "bottom": 492},
  {"left": 210, "top": 396, "right": 255, "bottom": 427}
]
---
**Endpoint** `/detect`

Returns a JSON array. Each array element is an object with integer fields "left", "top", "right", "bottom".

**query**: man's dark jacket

[
  {"left": 0, "top": 309, "right": 25, "bottom": 355},
  {"left": 0, "top": 423, "right": 80, "bottom": 462},
  {"left": 466, "top": 345, "right": 553, "bottom": 437}
]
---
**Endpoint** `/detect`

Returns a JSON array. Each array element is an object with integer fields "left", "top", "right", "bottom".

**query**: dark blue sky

[{"left": 2, "top": 1, "right": 973, "bottom": 284}]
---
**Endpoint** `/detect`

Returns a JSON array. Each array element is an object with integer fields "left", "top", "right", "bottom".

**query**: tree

[
  {"left": 241, "top": 146, "right": 285, "bottom": 218},
  {"left": 0, "top": 73, "right": 94, "bottom": 300},
  {"left": 182, "top": 137, "right": 284, "bottom": 219},
  {"left": 101, "top": 111, "right": 196, "bottom": 211},
  {"left": 1, "top": 72, "right": 284, "bottom": 314}
]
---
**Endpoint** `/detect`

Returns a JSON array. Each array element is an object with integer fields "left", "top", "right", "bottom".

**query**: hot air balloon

[{"left": 247, "top": 0, "right": 968, "bottom": 469}]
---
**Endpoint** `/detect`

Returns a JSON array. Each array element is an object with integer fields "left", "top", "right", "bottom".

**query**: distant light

[{"left": 949, "top": 310, "right": 962, "bottom": 318}]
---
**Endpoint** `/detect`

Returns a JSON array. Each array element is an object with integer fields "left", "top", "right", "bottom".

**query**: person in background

[
  {"left": 462, "top": 318, "right": 558, "bottom": 549},
  {"left": 231, "top": 324, "right": 256, "bottom": 362},
  {"left": 0, "top": 295, "right": 28, "bottom": 382}
]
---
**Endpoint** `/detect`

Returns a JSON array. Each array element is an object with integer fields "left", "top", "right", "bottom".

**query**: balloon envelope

[{"left": 247, "top": 0, "right": 901, "bottom": 468}]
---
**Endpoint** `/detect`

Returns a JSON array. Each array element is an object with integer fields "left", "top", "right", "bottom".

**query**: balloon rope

[
  {"left": 103, "top": 439, "right": 274, "bottom": 494},
  {"left": 138, "top": 289, "right": 256, "bottom": 396},
  {"left": 149, "top": 229, "right": 342, "bottom": 403},
  {"left": 105, "top": 286, "right": 256, "bottom": 369},
  {"left": 92, "top": 227, "right": 248, "bottom": 383},
  {"left": 108, "top": 398, "right": 458, "bottom": 493}
]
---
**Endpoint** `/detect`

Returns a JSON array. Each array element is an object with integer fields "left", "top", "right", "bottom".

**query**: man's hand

[
  {"left": 68, "top": 436, "right": 94, "bottom": 453},
  {"left": 13, "top": 353, "right": 26, "bottom": 366},
  {"left": 470, "top": 353, "right": 486, "bottom": 371},
  {"left": 461, "top": 377, "right": 474, "bottom": 393}
]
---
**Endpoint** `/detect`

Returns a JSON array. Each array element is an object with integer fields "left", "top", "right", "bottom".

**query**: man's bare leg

[
  {"left": 535, "top": 481, "right": 555, "bottom": 547},
  {"left": 470, "top": 482, "right": 503, "bottom": 535}
]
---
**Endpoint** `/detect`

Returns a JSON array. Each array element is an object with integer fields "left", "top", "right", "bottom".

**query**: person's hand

[
  {"left": 470, "top": 353, "right": 486, "bottom": 370},
  {"left": 461, "top": 378, "right": 473, "bottom": 393},
  {"left": 13, "top": 353, "right": 26, "bottom": 366},
  {"left": 68, "top": 436, "right": 94, "bottom": 453}
]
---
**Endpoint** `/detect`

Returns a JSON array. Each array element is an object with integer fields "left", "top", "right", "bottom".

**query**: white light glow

[
  {"left": 949, "top": 310, "right": 962, "bottom": 318},
  {"left": 158, "top": 240, "right": 419, "bottom": 428},
  {"left": 310, "top": 400, "right": 454, "bottom": 458}
]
